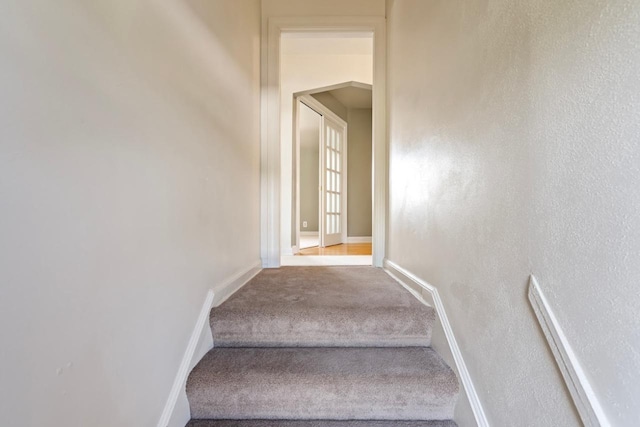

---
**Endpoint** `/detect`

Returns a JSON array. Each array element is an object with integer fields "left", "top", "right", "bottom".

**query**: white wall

[
  {"left": 0, "top": 1, "right": 261, "bottom": 426},
  {"left": 387, "top": 0, "right": 640, "bottom": 426},
  {"left": 262, "top": 0, "right": 385, "bottom": 17},
  {"left": 312, "top": 92, "right": 349, "bottom": 122},
  {"left": 280, "top": 43, "right": 372, "bottom": 250}
]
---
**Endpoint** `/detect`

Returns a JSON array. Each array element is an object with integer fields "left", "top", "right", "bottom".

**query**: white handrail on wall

[{"left": 527, "top": 275, "right": 610, "bottom": 427}]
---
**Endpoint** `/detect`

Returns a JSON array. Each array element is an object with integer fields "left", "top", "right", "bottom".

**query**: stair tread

[
  {"left": 186, "top": 347, "right": 459, "bottom": 420},
  {"left": 187, "top": 421, "right": 458, "bottom": 427},
  {"left": 211, "top": 267, "right": 435, "bottom": 347}
]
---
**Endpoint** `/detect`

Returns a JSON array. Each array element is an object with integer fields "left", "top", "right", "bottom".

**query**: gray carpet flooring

[
  {"left": 210, "top": 267, "right": 435, "bottom": 347},
  {"left": 187, "top": 267, "right": 459, "bottom": 426},
  {"left": 187, "top": 347, "right": 458, "bottom": 420},
  {"left": 187, "top": 421, "right": 458, "bottom": 427}
]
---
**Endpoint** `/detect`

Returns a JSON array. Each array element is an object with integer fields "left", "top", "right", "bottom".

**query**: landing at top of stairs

[{"left": 211, "top": 266, "right": 435, "bottom": 347}]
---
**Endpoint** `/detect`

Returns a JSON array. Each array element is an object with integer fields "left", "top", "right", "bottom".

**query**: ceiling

[{"left": 324, "top": 85, "right": 372, "bottom": 109}]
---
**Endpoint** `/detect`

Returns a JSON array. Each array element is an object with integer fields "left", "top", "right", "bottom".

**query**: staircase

[{"left": 185, "top": 266, "right": 460, "bottom": 426}]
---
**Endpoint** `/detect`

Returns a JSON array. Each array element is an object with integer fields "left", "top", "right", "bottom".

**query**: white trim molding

[
  {"left": 346, "top": 236, "right": 372, "bottom": 243},
  {"left": 281, "top": 246, "right": 295, "bottom": 257},
  {"left": 528, "top": 275, "right": 610, "bottom": 427},
  {"left": 298, "top": 93, "right": 348, "bottom": 128},
  {"left": 157, "top": 262, "right": 262, "bottom": 427},
  {"left": 156, "top": 289, "right": 214, "bottom": 427},
  {"left": 212, "top": 262, "right": 262, "bottom": 308},
  {"left": 295, "top": 80, "right": 372, "bottom": 97},
  {"left": 383, "top": 259, "right": 490, "bottom": 427}
]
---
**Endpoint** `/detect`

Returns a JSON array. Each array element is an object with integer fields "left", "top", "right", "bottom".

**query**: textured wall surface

[
  {"left": 0, "top": 0, "right": 261, "bottom": 425},
  {"left": 386, "top": 0, "right": 640, "bottom": 426}
]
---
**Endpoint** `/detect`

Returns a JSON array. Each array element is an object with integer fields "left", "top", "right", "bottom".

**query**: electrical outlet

[{"left": 303, "top": 221, "right": 308, "bottom": 228}]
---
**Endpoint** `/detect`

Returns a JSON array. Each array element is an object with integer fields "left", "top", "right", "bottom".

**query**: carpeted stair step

[
  {"left": 186, "top": 347, "right": 459, "bottom": 421},
  {"left": 210, "top": 267, "right": 435, "bottom": 347},
  {"left": 187, "top": 420, "right": 458, "bottom": 427}
]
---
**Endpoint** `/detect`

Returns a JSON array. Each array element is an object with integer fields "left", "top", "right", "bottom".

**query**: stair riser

[
  {"left": 211, "top": 309, "right": 434, "bottom": 347},
  {"left": 187, "top": 348, "right": 458, "bottom": 421}
]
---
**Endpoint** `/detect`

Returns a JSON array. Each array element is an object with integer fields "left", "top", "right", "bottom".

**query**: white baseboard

[
  {"left": 281, "top": 247, "right": 295, "bottom": 256},
  {"left": 346, "top": 236, "right": 372, "bottom": 243},
  {"left": 300, "top": 231, "right": 319, "bottom": 236},
  {"left": 212, "top": 261, "right": 262, "bottom": 307},
  {"left": 281, "top": 255, "right": 372, "bottom": 266},
  {"left": 383, "top": 259, "right": 490, "bottom": 427},
  {"left": 157, "top": 261, "right": 262, "bottom": 427},
  {"left": 528, "top": 275, "right": 609, "bottom": 427},
  {"left": 157, "top": 289, "right": 214, "bottom": 427}
]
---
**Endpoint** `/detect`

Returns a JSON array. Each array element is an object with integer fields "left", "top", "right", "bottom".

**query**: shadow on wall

[{"left": 0, "top": 1, "right": 261, "bottom": 426}]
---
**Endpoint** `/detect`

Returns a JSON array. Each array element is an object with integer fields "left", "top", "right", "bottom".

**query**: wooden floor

[{"left": 297, "top": 243, "right": 372, "bottom": 256}]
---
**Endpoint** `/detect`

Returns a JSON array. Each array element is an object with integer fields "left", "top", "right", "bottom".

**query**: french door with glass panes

[{"left": 320, "top": 116, "right": 346, "bottom": 247}]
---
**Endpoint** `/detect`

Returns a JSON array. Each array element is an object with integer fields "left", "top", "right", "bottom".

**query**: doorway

[
  {"left": 261, "top": 18, "right": 386, "bottom": 268},
  {"left": 291, "top": 80, "right": 374, "bottom": 266},
  {"left": 280, "top": 32, "right": 374, "bottom": 266},
  {"left": 295, "top": 95, "right": 349, "bottom": 252},
  {"left": 298, "top": 102, "right": 321, "bottom": 249}
]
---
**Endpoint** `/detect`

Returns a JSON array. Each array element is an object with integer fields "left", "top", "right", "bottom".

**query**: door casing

[
  {"left": 260, "top": 16, "right": 386, "bottom": 268},
  {"left": 294, "top": 95, "right": 348, "bottom": 251}
]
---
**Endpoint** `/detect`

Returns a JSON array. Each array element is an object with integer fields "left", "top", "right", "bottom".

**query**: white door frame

[
  {"left": 260, "top": 16, "right": 386, "bottom": 268},
  {"left": 294, "top": 95, "right": 348, "bottom": 251}
]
